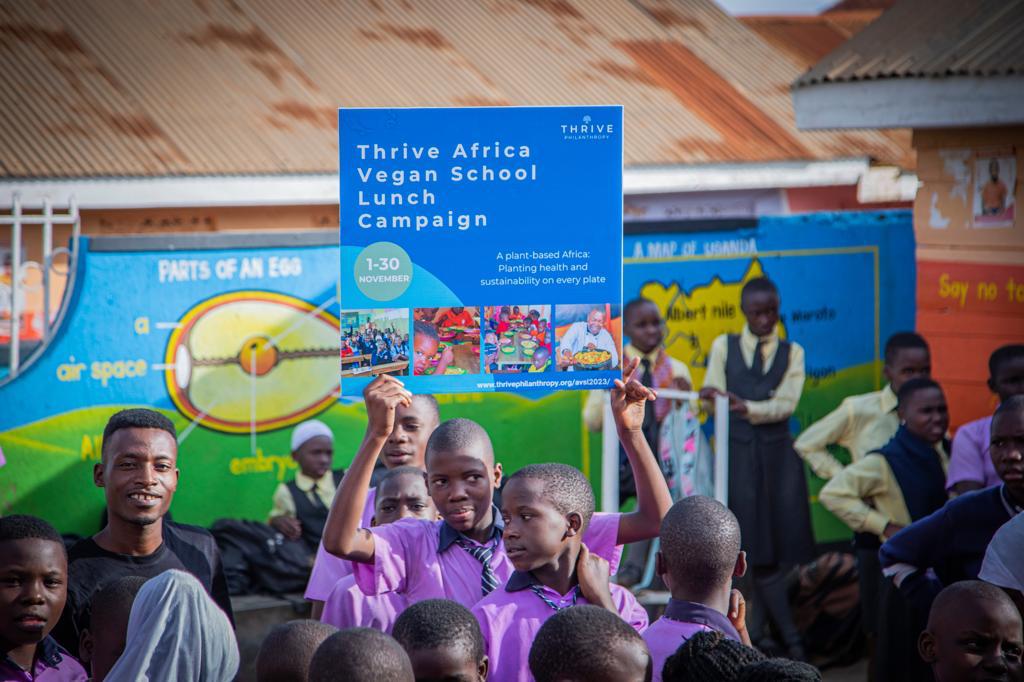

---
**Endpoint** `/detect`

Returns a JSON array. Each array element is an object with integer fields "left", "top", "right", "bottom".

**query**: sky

[{"left": 713, "top": 0, "right": 834, "bottom": 14}]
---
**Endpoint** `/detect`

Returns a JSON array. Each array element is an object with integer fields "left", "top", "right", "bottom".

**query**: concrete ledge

[{"left": 232, "top": 593, "right": 311, "bottom": 682}]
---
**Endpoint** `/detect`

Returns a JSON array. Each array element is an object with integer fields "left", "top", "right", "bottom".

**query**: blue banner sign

[{"left": 338, "top": 106, "right": 624, "bottom": 395}]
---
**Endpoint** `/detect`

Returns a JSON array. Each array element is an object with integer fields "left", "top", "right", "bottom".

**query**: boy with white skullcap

[{"left": 269, "top": 419, "right": 341, "bottom": 553}]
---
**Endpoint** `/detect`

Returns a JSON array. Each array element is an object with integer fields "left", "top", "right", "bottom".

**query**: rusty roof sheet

[
  {"left": 822, "top": 0, "right": 894, "bottom": 12},
  {"left": 0, "top": 0, "right": 914, "bottom": 178},
  {"left": 741, "top": 12, "right": 881, "bottom": 71},
  {"left": 795, "top": 0, "right": 1024, "bottom": 87}
]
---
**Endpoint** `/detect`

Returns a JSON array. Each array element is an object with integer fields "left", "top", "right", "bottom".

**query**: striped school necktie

[
  {"left": 530, "top": 585, "right": 579, "bottom": 611},
  {"left": 457, "top": 538, "right": 500, "bottom": 596}
]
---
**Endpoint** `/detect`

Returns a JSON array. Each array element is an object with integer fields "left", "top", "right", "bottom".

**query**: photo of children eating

[
  {"left": 554, "top": 303, "right": 622, "bottom": 371},
  {"left": 483, "top": 305, "right": 554, "bottom": 374},
  {"left": 411, "top": 307, "right": 482, "bottom": 376},
  {"left": 340, "top": 308, "right": 410, "bottom": 377}
]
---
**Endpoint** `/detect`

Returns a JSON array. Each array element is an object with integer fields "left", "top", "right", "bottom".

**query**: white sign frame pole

[{"left": 600, "top": 390, "right": 729, "bottom": 511}]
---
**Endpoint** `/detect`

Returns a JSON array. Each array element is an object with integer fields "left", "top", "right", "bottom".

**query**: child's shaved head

[
  {"left": 393, "top": 599, "right": 487, "bottom": 681},
  {"left": 88, "top": 576, "right": 147, "bottom": 625},
  {"left": 529, "top": 604, "right": 650, "bottom": 682},
  {"left": 309, "top": 628, "right": 413, "bottom": 682},
  {"left": 993, "top": 394, "right": 1024, "bottom": 429},
  {"left": 659, "top": 496, "right": 741, "bottom": 592},
  {"left": 506, "top": 463, "right": 595, "bottom": 529},
  {"left": 623, "top": 297, "right": 659, "bottom": 324},
  {"left": 920, "top": 580, "right": 1023, "bottom": 682},
  {"left": 0, "top": 514, "right": 65, "bottom": 549},
  {"left": 740, "top": 277, "right": 778, "bottom": 306},
  {"left": 411, "top": 394, "right": 441, "bottom": 424},
  {"left": 84, "top": 576, "right": 147, "bottom": 681},
  {"left": 926, "top": 580, "right": 1020, "bottom": 631},
  {"left": 897, "top": 377, "right": 943, "bottom": 407},
  {"left": 378, "top": 465, "right": 428, "bottom": 489},
  {"left": 393, "top": 599, "right": 484, "bottom": 660},
  {"left": 257, "top": 620, "right": 338, "bottom": 682},
  {"left": 884, "top": 332, "right": 929, "bottom": 365},
  {"left": 992, "top": 345, "right": 1024, "bottom": 377},
  {"left": 426, "top": 418, "right": 494, "bottom": 465}
]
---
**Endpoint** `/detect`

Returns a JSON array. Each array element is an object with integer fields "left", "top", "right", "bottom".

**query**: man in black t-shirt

[{"left": 52, "top": 409, "right": 233, "bottom": 658}]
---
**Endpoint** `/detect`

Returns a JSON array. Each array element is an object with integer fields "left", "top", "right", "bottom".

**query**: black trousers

[
  {"left": 875, "top": 578, "right": 930, "bottom": 681},
  {"left": 856, "top": 545, "right": 882, "bottom": 637}
]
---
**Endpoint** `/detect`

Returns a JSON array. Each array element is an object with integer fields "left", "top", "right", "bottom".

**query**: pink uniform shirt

[
  {"left": 472, "top": 571, "right": 648, "bottom": 682},
  {"left": 320, "top": 574, "right": 405, "bottom": 633},
  {"left": 643, "top": 599, "right": 741, "bottom": 682},
  {"left": 305, "top": 488, "right": 377, "bottom": 601},
  {"left": 353, "top": 511, "right": 623, "bottom": 610},
  {"left": 946, "top": 416, "right": 1001, "bottom": 491},
  {"left": 0, "top": 636, "right": 87, "bottom": 682}
]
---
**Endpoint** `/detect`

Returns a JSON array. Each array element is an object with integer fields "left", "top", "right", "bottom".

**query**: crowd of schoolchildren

[
  {"left": 341, "top": 322, "right": 408, "bottom": 368},
  {"left": 3, "top": 276, "right": 1022, "bottom": 681}
]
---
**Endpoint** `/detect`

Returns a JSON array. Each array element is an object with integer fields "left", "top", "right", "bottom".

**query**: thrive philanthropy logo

[{"left": 560, "top": 114, "right": 614, "bottom": 141}]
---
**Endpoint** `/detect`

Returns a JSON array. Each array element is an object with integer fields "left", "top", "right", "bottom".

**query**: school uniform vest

[
  {"left": 724, "top": 334, "right": 814, "bottom": 566},
  {"left": 287, "top": 469, "right": 345, "bottom": 551},
  {"left": 877, "top": 427, "right": 948, "bottom": 522}
]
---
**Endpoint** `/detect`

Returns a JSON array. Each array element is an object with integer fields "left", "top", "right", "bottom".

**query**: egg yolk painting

[{"left": 164, "top": 291, "right": 340, "bottom": 433}]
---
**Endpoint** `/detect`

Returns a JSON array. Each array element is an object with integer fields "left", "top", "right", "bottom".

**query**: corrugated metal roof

[
  {"left": 740, "top": 10, "right": 914, "bottom": 170},
  {"left": 741, "top": 12, "right": 880, "bottom": 70},
  {"left": 795, "top": 0, "right": 1024, "bottom": 87},
  {"left": 821, "top": 0, "right": 894, "bottom": 12},
  {"left": 0, "top": 0, "right": 914, "bottom": 178}
]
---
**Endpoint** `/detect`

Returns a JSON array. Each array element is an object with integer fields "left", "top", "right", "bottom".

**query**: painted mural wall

[
  {"left": 0, "top": 233, "right": 590, "bottom": 536},
  {"left": 2, "top": 211, "right": 915, "bottom": 546},
  {"left": 622, "top": 210, "right": 915, "bottom": 542}
]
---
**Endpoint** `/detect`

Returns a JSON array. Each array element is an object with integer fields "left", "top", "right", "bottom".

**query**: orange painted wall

[
  {"left": 913, "top": 127, "right": 1024, "bottom": 430},
  {"left": 917, "top": 260, "right": 1024, "bottom": 426}
]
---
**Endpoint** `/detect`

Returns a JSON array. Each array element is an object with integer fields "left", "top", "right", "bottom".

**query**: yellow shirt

[
  {"left": 819, "top": 445, "right": 948, "bottom": 540},
  {"left": 269, "top": 470, "right": 337, "bottom": 520},
  {"left": 794, "top": 386, "right": 899, "bottom": 480},
  {"left": 528, "top": 358, "right": 551, "bottom": 373},
  {"left": 582, "top": 343, "right": 692, "bottom": 431},
  {"left": 703, "top": 325, "right": 805, "bottom": 425}
]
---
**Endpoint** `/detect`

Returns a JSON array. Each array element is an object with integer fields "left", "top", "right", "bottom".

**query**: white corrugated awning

[{"left": 0, "top": 158, "right": 914, "bottom": 208}]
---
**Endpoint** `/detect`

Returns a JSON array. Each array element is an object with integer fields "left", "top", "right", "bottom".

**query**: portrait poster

[{"left": 973, "top": 149, "right": 1016, "bottom": 228}]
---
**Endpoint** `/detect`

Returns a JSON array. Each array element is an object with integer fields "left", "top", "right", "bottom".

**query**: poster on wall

[
  {"left": 973, "top": 149, "right": 1016, "bottom": 228},
  {"left": 338, "top": 106, "right": 623, "bottom": 396}
]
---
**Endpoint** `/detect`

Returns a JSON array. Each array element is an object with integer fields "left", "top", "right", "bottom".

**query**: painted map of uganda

[{"left": 639, "top": 259, "right": 787, "bottom": 389}]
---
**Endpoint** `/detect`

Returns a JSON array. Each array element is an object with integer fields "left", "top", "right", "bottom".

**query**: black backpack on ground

[
  {"left": 793, "top": 551, "right": 865, "bottom": 669},
  {"left": 210, "top": 519, "right": 312, "bottom": 595}
]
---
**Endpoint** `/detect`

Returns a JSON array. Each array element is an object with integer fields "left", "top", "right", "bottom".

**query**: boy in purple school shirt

[
  {"left": 320, "top": 466, "right": 438, "bottom": 632},
  {"left": 473, "top": 463, "right": 649, "bottom": 682},
  {"left": 643, "top": 495, "right": 750, "bottom": 682},
  {"left": 0, "top": 516, "right": 87, "bottom": 682},
  {"left": 305, "top": 394, "right": 439, "bottom": 619},
  {"left": 946, "top": 344, "right": 1024, "bottom": 495},
  {"left": 323, "top": 361, "right": 670, "bottom": 610}
]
